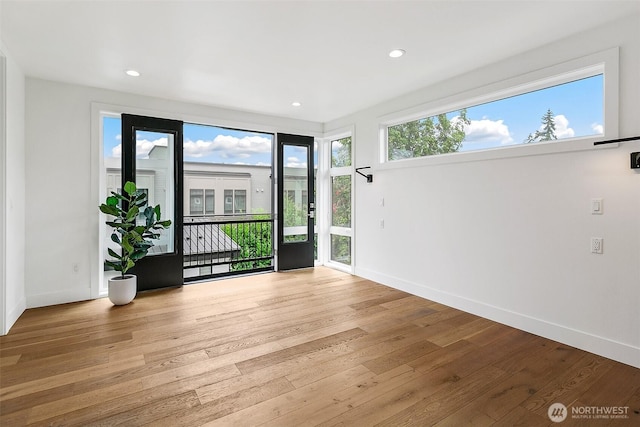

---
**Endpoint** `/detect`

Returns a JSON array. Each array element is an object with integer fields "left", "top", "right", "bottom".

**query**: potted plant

[{"left": 99, "top": 181, "right": 171, "bottom": 305}]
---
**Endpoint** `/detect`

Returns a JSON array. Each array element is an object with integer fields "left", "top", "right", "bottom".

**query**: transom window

[{"left": 386, "top": 74, "right": 603, "bottom": 162}]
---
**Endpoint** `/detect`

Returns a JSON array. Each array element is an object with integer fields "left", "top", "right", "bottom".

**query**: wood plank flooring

[{"left": 1, "top": 267, "right": 638, "bottom": 426}]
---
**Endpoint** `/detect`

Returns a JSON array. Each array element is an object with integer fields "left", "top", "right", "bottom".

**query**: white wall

[
  {"left": 326, "top": 14, "right": 640, "bottom": 368},
  {"left": 24, "top": 78, "right": 322, "bottom": 308},
  {"left": 0, "top": 42, "right": 27, "bottom": 335}
]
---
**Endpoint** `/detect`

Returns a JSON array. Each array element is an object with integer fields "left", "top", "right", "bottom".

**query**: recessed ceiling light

[
  {"left": 389, "top": 49, "right": 406, "bottom": 58},
  {"left": 292, "top": 101, "right": 301, "bottom": 107},
  {"left": 125, "top": 69, "right": 140, "bottom": 77}
]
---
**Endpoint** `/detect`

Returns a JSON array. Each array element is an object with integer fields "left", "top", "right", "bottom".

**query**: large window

[
  {"left": 386, "top": 74, "right": 603, "bottom": 161},
  {"left": 329, "top": 136, "right": 352, "bottom": 267}
]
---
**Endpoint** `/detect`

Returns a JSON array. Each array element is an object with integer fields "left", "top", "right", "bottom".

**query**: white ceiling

[{"left": 1, "top": 0, "right": 638, "bottom": 123}]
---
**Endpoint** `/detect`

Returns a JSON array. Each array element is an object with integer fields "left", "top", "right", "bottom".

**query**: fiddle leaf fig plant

[{"left": 99, "top": 181, "right": 172, "bottom": 278}]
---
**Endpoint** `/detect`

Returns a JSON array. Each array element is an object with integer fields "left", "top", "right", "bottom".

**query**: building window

[
  {"left": 224, "top": 190, "right": 233, "bottom": 214},
  {"left": 234, "top": 190, "right": 246, "bottom": 214},
  {"left": 205, "top": 189, "right": 215, "bottom": 215},
  {"left": 383, "top": 60, "right": 611, "bottom": 163},
  {"left": 224, "top": 189, "right": 246, "bottom": 214},
  {"left": 190, "top": 189, "right": 214, "bottom": 215},
  {"left": 190, "top": 189, "right": 204, "bottom": 215}
]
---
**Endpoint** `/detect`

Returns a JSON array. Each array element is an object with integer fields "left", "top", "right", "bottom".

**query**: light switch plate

[{"left": 591, "top": 198, "right": 603, "bottom": 215}]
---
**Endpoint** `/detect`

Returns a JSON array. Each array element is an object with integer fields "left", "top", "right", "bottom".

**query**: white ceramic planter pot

[{"left": 108, "top": 275, "right": 137, "bottom": 305}]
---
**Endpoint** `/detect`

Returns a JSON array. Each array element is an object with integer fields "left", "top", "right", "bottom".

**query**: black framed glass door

[
  {"left": 276, "top": 133, "right": 315, "bottom": 270},
  {"left": 122, "top": 114, "right": 184, "bottom": 291}
]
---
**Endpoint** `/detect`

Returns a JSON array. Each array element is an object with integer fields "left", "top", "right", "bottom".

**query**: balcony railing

[{"left": 183, "top": 214, "right": 274, "bottom": 281}]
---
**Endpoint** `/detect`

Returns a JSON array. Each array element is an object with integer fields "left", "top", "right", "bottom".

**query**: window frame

[
  {"left": 204, "top": 189, "right": 215, "bottom": 215},
  {"left": 379, "top": 48, "right": 619, "bottom": 168},
  {"left": 323, "top": 130, "right": 354, "bottom": 273},
  {"left": 190, "top": 189, "right": 204, "bottom": 215}
]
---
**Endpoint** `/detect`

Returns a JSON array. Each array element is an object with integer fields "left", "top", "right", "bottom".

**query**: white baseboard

[
  {"left": 355, "top": 266, "right": 640, "bottom": 369},
  {"left": 27, "top": 288, "right": 93, "bottom": 309},
  {"left": 3, "top": 296, "right": 26, "bottom": 335}
]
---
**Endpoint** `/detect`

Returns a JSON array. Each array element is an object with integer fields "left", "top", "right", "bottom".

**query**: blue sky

[
  {"left": 103, "top": 74, "right": 603, "bottom": 163},
  {"left": 104, "top": 119, "right": 274, "bottom": 165},
  {"left": 456, "top": 74, "right": 603, "bottom": 151}
]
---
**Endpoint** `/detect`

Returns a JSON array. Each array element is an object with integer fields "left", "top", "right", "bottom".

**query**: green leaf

[
  {"left": 110, "top": 233, "right": 121, "bottom": 244},
  {"left": 154, "top": 205, "right": 161, "bottom": 218},
  {"left": 130, "top": 249, "right": 148, "bottom": 261},
  {"left": 106, "top": 196, "right": 119, "bottom": 207},
  {"left": 124, "top": 181, "right": 137, "bottom": 195},
  {"left": 125, "top": 205, "right": 139, "bottom": 221},
  {"left": 105, "top": 260, "right": 122, "bottom": 271},
  {"left": 123, "top": 259, "right": 135, "bottom": 274},
  {"left": 107, "top": 248, "right": 122, "bottom": 259},
  {"left": 99, "top": 204, "right": 119, "bottom": 216},
  {"left": 122, "top": 237, "right": 134, "bottom": 254},
  {"left": 120, "top": 222, "right": 134, "bottom": 231}
]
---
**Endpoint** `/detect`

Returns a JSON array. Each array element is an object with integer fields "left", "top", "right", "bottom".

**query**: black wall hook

[{"left": 355, "top": 167, "right": 373, "bottom": 183}]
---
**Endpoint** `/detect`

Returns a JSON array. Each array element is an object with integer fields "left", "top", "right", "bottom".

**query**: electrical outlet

[{"left": 591, "top": 237, "right": 603, "bottom": 254}]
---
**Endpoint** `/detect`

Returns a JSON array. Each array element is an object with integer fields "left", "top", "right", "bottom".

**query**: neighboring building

[
  {"left": 105, "top": 146, "right": 310, "bottom": 219},
  {"left": 183, "top": 161, "right": 272, "bottom": 216}
]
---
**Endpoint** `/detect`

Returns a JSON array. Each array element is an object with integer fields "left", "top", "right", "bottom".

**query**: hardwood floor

[{"left": 1, "top": 267, "right": 638, "bottom": 426}]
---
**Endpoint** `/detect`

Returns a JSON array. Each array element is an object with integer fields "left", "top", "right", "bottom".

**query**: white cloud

[
  {"left": 183, "top": 134, "right": 272, "bottom": 159},
  {"left": 111, "top": 137, "right": 168, "bottom": 158},
  {"left": 458, "top": 117, "right": 513, "bottom": 145},
  {"left": 591, "top": 123, "right": 603, "bottom": 135},
  {"left": 553, "top": 114, "right": 575, "bottom": 139},
  {"left": 286, "top": 156, "right": 307, "bottom": 168}
]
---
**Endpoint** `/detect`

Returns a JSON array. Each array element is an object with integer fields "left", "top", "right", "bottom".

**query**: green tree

[
  {"left": 332, "top": 136, "right": 351, "bottom": 167},
  {"left": 388, "top": 109, "right": 470, "bottom": 160},
  {"left": 284, "top": 196, "right": 306, "bottom": 227},
  {"left": 524, "top": 109, "right": 557, "bottom": 143},
  {"left": 221, "top": 215, "right": 272, "bottom": 271},
  {"left": 331, "top": 176, "right": 351, "bottom": 228}
]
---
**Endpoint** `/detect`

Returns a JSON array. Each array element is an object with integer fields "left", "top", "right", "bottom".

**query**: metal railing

[{"left": 183, "top": 215, "right": 274, "bottom": 281}]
